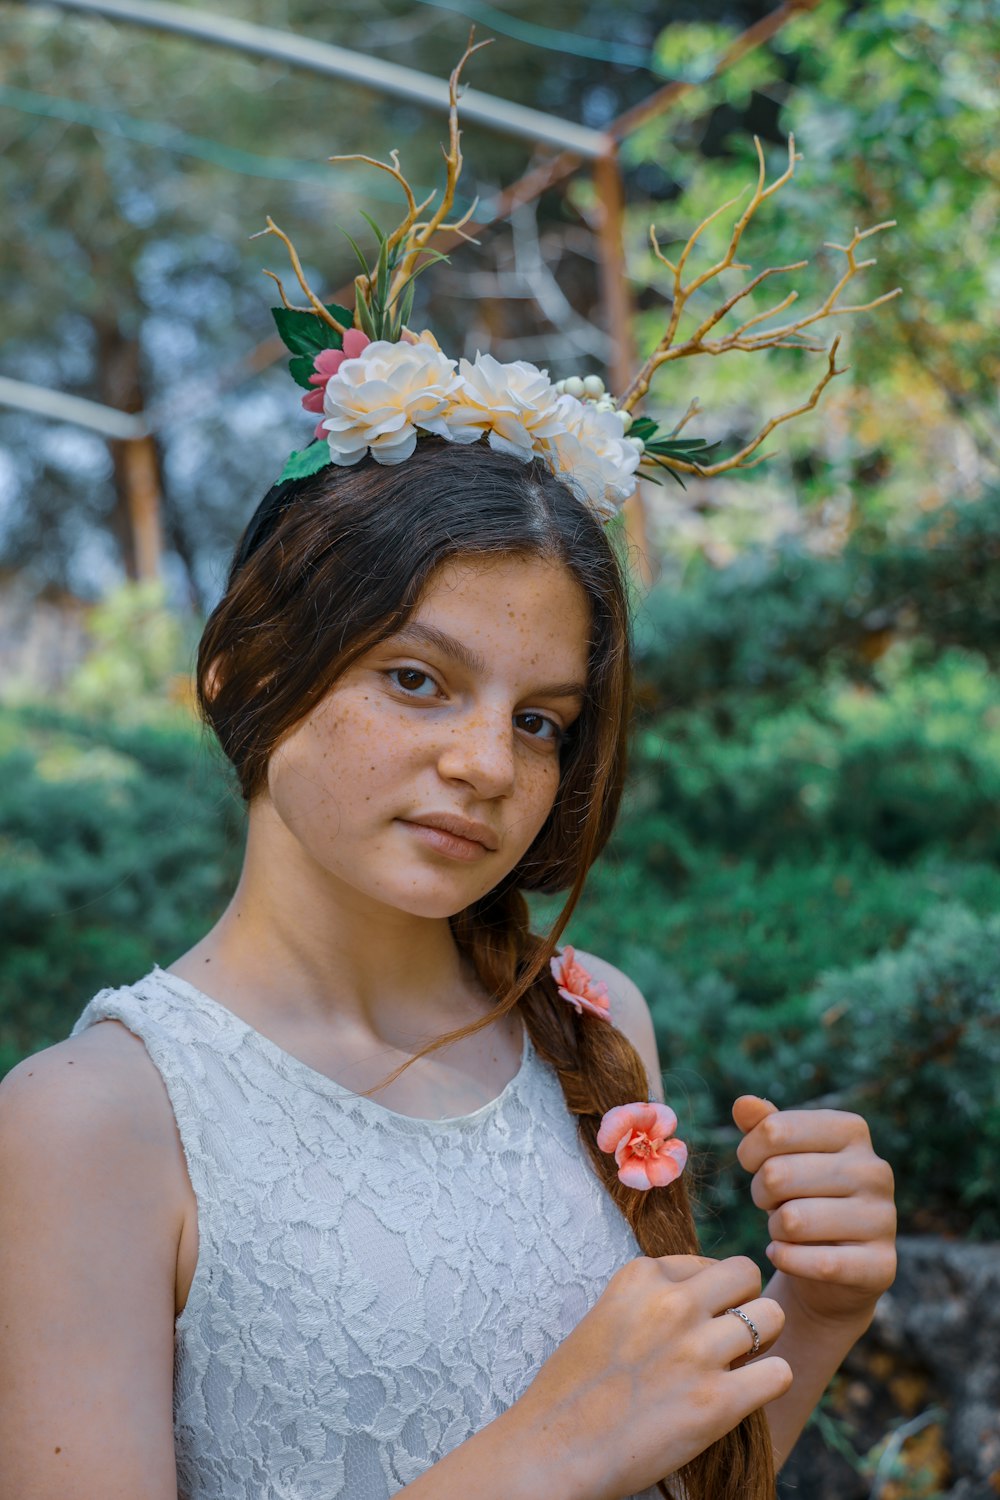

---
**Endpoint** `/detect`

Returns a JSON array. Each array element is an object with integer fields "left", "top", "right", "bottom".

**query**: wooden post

[
  {"left": 119, "top": 433, "right": 163, "bottom": 583},
  {"left": 95, "top": 317, "right": 164, "bottom": 584}
]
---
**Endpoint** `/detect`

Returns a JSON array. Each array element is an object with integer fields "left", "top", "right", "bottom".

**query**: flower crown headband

[{"left": 255, "top": 35, "right": 900, "bottom": 524}]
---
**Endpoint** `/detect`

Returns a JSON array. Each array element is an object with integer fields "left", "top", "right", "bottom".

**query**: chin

[
  {"left": 384, "top": 886, "right": 495, "bottom": 921},
  {"left": 375, "top": 868, "right": 511, "bottom": 921}
]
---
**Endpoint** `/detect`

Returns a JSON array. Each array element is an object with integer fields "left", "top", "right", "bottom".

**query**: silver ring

[{"left": 723, "top": 1306, "right": 761, "bottom": 1356}]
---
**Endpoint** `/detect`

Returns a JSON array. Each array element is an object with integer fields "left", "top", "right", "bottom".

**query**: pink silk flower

[
  {"left": 301, "top": 331, "right": 372, "bottom": 433},
  {"left": 550, "top": 945, "right": 612, "bottom": 1020},
  {"left": 597, "top": 1101, "right": 689, "bottom": 1190}
]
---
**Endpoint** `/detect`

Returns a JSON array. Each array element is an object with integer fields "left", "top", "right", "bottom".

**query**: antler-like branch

[
  {"left": 316, "top": 31, "right": 490, "bottom": 331},
  {"left": 669, "top": 397, "right": 702, "bottom": 438},
  {"left": 251, "top": 216, "right": 350, "bottom": 334},
  {"left": 327, "top": 149, "right": 438, "bottom": 260},
  {"left": 647, "top": 338, "right": 847, "bottom": 479},
  {"left": 387, "top": 32, "right": 492, "bottom": 299},
  {"left": 620, "top": 136, "right": 901, "bottom": 413},
  {"left": 261, "top": 269, "right": 313, "bottom": 314}
]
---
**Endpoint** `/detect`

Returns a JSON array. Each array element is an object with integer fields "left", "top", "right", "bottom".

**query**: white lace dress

[{"left": 69, "top": 966, "right": 663, "bottom": 1500}]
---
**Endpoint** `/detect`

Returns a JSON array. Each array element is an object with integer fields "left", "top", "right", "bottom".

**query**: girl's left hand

[{"left": 732, "top": 1095, "right": 897, "bottom": 1326}]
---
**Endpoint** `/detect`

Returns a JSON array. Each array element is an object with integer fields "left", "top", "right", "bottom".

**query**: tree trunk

[{"left": 94, "top": 319, "right": 162, "bottom": 583}]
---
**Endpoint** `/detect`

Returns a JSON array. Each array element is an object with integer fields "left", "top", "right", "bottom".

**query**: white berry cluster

[{"left": 552, "top": 374, "right": 643, "bottom": 453}]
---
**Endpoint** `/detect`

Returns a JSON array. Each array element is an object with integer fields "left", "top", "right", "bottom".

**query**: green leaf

[
  {"left": 325, "top": 301, "right": 353, "bottom": 329},
  {"left": 382, "top": 251, "right": 450, "bottom": 327},
  {"left": 374, "top": 233, "right": 390, "bottom": 334},
  {"left": 271, "top": 306, "right": 343, "bottom": 357},
  {"left": 390, "top": 249, "right": 450, "bottom": 295},
  {"left": 288, "top": 354, "right": 316, "bottom": 390},
  {"left": 398, "top": 278, "right": 416, "bottom": 330},
  {"left": 355, "top": 285, "right": 378, "bottom": 341},
  {"left": 645, "top": 437, "right": 717, "bottom": 456},
  {"left": 341, "top": 229, "right": 371, "bottom": 279},
  {"left": 358, "top": 210, "right": 385, "bottom": 245},
  {"left": 644, "top": 454, "right": 689, "bottom": 488},
  {"left": 278, "top": 442, "right": 333, "bottom": 483},
  {"left": 628, "top": 418, "right": 715, "bottom": 456}
]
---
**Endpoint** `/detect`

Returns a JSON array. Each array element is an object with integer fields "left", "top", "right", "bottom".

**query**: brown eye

[
  {"left": 516, "top": 712, "right": 561, "bottom": 743},
  {"left": 387, "top": 668, "right": 437, "bottom": 696},
  {"left": 392, "top": 669, "right": 428, "bottom": 690}
]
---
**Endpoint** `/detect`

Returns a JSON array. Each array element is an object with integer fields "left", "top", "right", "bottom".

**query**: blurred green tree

[{"left": 618, "top": 0, "right": 998, "bottom": 559}]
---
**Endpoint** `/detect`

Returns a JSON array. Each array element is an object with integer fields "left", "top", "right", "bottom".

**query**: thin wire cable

[
  {"left": 0, "top": 83, "right": 471, "bottom": 209},
  {"left": 8, "top": 0, "right": 610, "bottom": 156},
  {"left": 411, "top": 0, "right": 669, "bottom": 76}
]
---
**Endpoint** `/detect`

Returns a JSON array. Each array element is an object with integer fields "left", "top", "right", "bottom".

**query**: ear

[{"left": 202, "top": 655, "right": 225, "bottom": 704}]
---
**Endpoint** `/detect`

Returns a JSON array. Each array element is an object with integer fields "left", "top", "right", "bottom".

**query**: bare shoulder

[
  {"left": 2, "top": 1019, "right": 179, "bottom": 1151},
  {"left": 0, "top": 1019, "right": 191, "bottom": 1255},
  {"left": 572, "top": 949, "right": 664, "bottom": 1103},
  {"left": 0, "top": 1023, "right": 184, "bottom": 1496}
]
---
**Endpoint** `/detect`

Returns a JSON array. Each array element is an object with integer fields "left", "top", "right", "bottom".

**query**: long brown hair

[{"left": 196, "top": 438, "right": 776, "bottom": 1500}]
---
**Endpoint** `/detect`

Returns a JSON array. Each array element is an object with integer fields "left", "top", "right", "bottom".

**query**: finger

[
  {"left": 737, "top": 1109, "right": 871, "bottom": 1173},
  {"left": 707, "top": 1296, "right": 785, "bottom": 1367},
  {"left": 766, "top": 1195, "right": 898, "bottom": 1246},
  {"left": 692, "top": 1255, "right": 764, "bottom": 1316},
  {"left": 749, "top": 1149, "right": 885, "bottom": 1210},
  {"left": 726, "top": 1355, "right": 795, "bottom": 1415},
  {"left": 656, "top": 1254, "right": 719, "bottom": 1284},
  {"left": 732, "top": 1095, "right": 778, "bottom": 1134},
  {"left": 764, "top": 1240, "right": 898, "bottom": 1295}
]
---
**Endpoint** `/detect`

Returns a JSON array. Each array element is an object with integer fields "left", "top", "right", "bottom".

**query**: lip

[{"left": 401, "top": 812, "right": 500, "bottom": 852}]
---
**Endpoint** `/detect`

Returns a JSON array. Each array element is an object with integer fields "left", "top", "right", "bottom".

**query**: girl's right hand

[{"left": 506, "top": 1254, "right": 792, "bottom": 1500}]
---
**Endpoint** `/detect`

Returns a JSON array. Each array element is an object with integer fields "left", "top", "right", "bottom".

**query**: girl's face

[{"left": 263, "top": 552, "right": 591, "bottom": 920}]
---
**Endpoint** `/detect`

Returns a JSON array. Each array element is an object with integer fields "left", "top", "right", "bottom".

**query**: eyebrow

[{"left": 388, "top": 623, "right": 588, "bottom": 701}]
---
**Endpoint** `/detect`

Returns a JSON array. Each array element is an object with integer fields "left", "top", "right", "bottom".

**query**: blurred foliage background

[{"left": 1, "top": 1, "right": 999, "bottom": 1490}]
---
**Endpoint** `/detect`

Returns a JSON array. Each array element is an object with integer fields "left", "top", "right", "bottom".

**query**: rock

[
  {"left": 871, "top": 1235, "right": 1000, "bottom": 1494},
  {"left": 778, "top": 1236, "right": 1000, "bottom": 1499}
]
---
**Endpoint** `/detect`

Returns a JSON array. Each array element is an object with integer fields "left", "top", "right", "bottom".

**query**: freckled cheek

[
  {"left": 307, "top": 696, "right": 420, "bottom": 768},
  {"left": 506, "top": 759, "right": 561, "bottom": 842},
  {"left": 272, "top": 704, "right": 392, "bottom": 811}
]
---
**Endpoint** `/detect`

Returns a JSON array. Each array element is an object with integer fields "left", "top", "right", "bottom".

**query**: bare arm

[
  {"left": 0, "top": 1033, "right": 182, "bottom": 1499},
  {"left": 395, "top": 1406, "right": 574, "bottom": 1500},
  {"left": 760, "top": 1269, "right": 874, "bottom": 1471}
]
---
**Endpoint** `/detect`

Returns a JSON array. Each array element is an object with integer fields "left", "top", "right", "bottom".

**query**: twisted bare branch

[
  {"left": 255, "top": 35, "right": 489, "bottom": 340},
  {"left": 650, "top": 338, "right": 847, "bottom": 478},
  {"left": 620, "top": 136, "right": 901, "bottom": 417},
  {"left": 387, "top": 32, "right": 492, "bottom": 299},
  {"left": 326, "top": 149, "right": 437, "bottom": 259},
  {"left": 251, "top": 217, "right": 350, "bottom": 334}
]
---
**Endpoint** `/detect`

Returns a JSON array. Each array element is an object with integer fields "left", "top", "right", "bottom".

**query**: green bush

[
  {"left": 625, "top": 668, "right": 1000, "bottom": 871},
  {"left": 554, "top": 649, "right": 1000, "bottom": 1006},
  {"left": 568, "top": 905, "right": 1000, "bottom": 1254},
  {"left": 634, "top": 485, "right": 1000, "bottom": 711},
  {"left": 559, "top": 845, "right": 1000, "bottom": 1010},
  {"left": 797, "top": 903, "right": 1000, "bottom": 1240},
  {"left": 0, "top": 702, "right": 245, "bottom": 1072}
]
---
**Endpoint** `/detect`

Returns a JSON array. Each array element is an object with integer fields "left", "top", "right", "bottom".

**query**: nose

[{"left": 436, "top": 704, "right": 516, "bottom": 801}]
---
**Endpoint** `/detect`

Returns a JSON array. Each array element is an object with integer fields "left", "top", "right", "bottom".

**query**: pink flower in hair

[
  {"left": 597, "top": 1101, "right": 688, "bottom": 1191},
  {"left": 550, "top": 945, "right": 611, "bottom": 1021},
  {"left": 302, "top": 331, "right": 371, "bottom": 431}
]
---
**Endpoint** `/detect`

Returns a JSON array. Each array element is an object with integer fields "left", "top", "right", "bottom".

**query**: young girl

[
  {"left": 0, "top": 436, "right": 896, "bottom": 1500},
  {"left": 0, "top": 54, "right": 897, "bottom": 1498}
]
